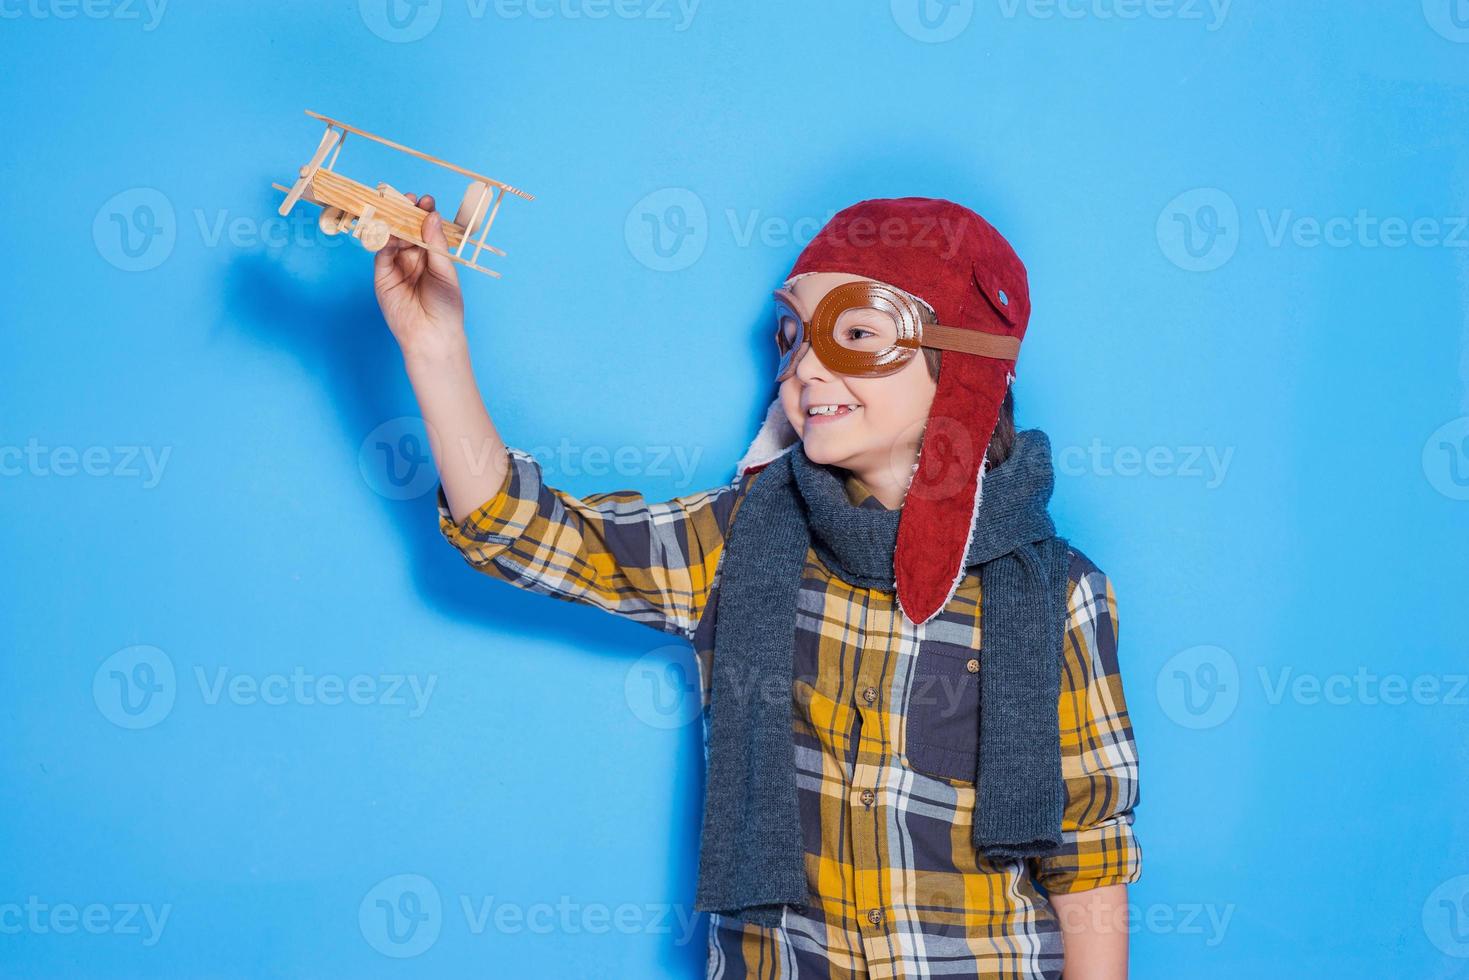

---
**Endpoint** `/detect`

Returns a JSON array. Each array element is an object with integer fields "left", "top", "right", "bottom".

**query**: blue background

[{"left": 3, "top": 1, "right": 1468, "bottom": 976}]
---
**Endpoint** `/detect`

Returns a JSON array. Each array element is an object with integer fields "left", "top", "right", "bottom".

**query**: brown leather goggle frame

[{"left": 773, "top": 280, "right": 1021, "bottom": 381}]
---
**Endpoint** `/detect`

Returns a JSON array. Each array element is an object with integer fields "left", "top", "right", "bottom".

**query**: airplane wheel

[
  {"left": 319, "top": 207, "right": 348, "bottom": 235},
  {"left": 358, "top": 219, "right": 391, "bottom": 253}
]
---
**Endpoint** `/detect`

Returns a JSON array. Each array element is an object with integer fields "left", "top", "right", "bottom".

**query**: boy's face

[{"left": 777, "top": 272, "right": 939, "bottom": 480}]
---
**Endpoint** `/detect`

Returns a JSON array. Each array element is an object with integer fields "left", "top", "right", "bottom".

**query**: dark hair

[{"left": 922, "top": 349, "right": 1017, "bottom": 469}]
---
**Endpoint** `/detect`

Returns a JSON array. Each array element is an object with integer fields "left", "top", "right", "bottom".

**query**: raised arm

[
  {"left": 373, "top": 190, "right": 510, "bottom": 523},
  {"left": 374, "top": 192, "right": 748, "bottom": 638}
]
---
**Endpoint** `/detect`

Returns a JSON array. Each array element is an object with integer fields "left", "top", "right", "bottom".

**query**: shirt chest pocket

[{"left": 903, "top": 640, "right": 980, "bottom": 784}]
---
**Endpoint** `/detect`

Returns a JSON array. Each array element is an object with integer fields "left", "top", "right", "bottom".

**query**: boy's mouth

[{"left": 805, "top": 403, "right": 862, "bottom": 424}]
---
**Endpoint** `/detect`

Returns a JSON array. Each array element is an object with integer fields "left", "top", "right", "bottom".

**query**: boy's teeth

[{"left": 808, "top": 405, "right": 859, "bottom": 416}]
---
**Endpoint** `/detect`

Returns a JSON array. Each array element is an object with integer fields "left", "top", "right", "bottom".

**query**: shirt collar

[{"left": 843, "top": 471, "right": 892, "bottom": 512}]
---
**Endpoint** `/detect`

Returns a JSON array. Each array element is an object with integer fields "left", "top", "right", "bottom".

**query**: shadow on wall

[{"left": 222, "top": 224, "right": 711, "bottom": 974}]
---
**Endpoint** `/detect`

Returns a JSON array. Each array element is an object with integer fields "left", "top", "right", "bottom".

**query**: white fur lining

[
  {"left": 895, "top": 369, "right": 1018, "bottom": 626},
  {"left": 735, "top": 396, "right": 799, "bottom": 478}
]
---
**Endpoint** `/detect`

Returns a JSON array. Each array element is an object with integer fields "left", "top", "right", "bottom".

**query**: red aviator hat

[{"left": 735, "top": 197, "right": 1033, "bottom": 625}]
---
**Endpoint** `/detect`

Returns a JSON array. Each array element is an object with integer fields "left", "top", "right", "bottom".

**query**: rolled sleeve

[
  {"left": 1029, "top": 559, "right": 1142, "bottom": 894},
  {"left": 436, "top": 445, "right": 538, "bottom": 563},
  {"left": 434, "top": 443, "right": 745, "bottom": 638}
]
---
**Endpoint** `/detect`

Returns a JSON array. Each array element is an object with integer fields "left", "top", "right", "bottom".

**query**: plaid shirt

[{"left": 437, "top": 446, "right": 1141, "bottom": 980}]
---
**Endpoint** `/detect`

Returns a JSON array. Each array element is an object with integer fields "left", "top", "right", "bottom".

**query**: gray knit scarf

[{"left": 693, "top": 428, "right": 1071, "bottom": 927}]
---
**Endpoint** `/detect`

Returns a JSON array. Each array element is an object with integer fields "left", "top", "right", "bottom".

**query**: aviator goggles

[{"left": 773, "top": 279, "right": 1021, "bottom": 383}]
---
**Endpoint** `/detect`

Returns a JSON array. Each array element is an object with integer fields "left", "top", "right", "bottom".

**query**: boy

[{"left": 375, "top": 195, "right": 1141, "bottom": 978}]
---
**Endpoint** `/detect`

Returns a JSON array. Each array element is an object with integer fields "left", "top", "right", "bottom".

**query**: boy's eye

[
  {"left": 832, "top": 310, "right": 897, "bottom": 352},
  {"left": 778, "top": 316, "right": 800, "bottom": 346}
]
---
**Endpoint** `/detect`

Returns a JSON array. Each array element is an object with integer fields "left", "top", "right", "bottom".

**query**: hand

[{"left": 373, "top": 192, "right": 466, "bottom": 360}]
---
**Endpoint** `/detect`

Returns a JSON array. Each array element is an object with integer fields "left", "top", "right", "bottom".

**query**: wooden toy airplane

[{"left": 272, "top": 109, "right": 533, "bottom": 279}]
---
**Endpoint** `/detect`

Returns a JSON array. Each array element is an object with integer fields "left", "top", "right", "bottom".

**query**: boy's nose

[{"left": 792, "top": 340, "right": 830, "bottom": 383}]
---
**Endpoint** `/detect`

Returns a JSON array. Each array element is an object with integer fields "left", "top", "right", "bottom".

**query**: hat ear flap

[{"left": 736, "top": 397, "right": 799, "bottom": 479}]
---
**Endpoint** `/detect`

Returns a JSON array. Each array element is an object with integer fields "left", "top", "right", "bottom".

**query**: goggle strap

[{"left": 922, "top": 323, "right": 1021, "bottom": 361}]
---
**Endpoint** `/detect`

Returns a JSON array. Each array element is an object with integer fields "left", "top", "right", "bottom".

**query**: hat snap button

[{"left": 998, "top": 289, "right": 1010, "bottom": 306}]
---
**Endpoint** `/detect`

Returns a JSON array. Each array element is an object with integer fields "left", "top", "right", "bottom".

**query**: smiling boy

[{"left": 375, "top": 194, "right": 1141, "bottom": 978}]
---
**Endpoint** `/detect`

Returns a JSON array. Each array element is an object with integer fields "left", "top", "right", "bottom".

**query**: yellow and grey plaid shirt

[{"left": 437, "top": 445, "right": 1141, "bottom": 980}]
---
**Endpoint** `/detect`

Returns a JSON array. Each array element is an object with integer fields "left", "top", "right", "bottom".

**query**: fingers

[{"left": 420, "top": 210, "right": 458, "bottom": 283}]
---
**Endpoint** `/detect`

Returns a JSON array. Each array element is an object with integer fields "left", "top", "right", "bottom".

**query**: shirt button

[
  {"left": 966, "top": 658, "right": 979, "bottom": 673},
  {"left": 862, "top": 686, "right": 878, "bottom": 704},
  {"left": 866, "top": 908, "right": 884, "bottom": 925},
  {"left": 860, "top": 788, "right": 875, "bottom": 806}
]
